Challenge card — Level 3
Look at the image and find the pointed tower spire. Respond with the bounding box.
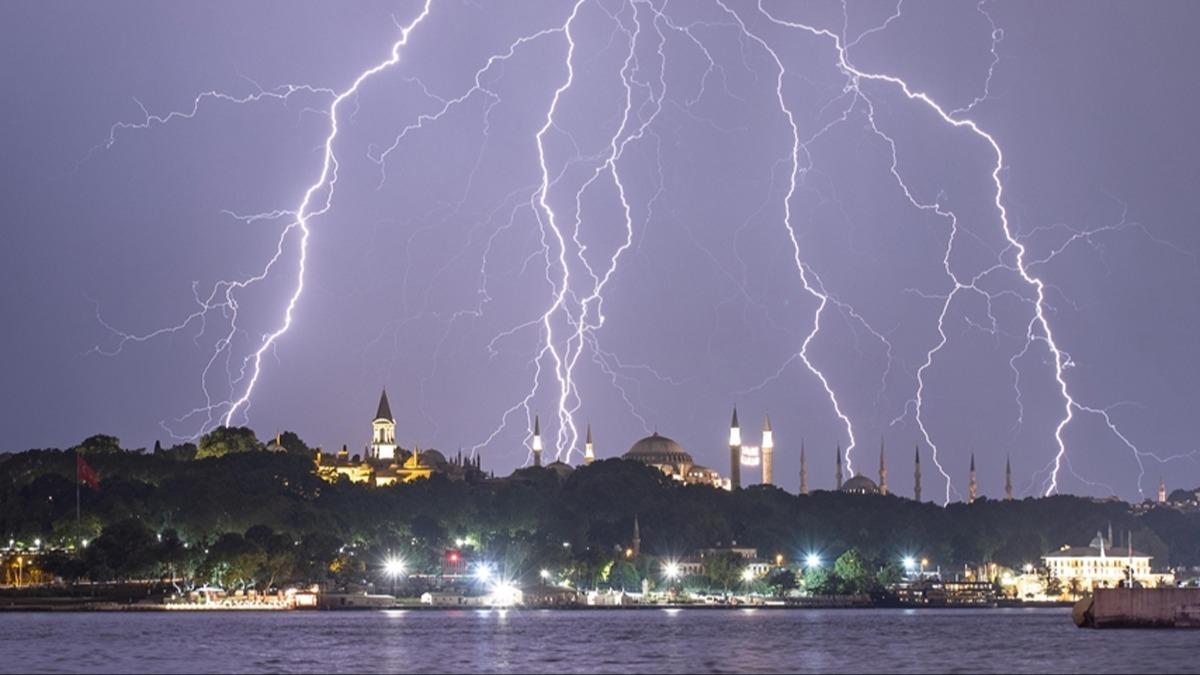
[1158,477,1167,504]
[1005,455,1013,501]
[761,414,774,486]
[799,440,808,496]
[913,444,922,503]
[632,515,641,557]
[878,438,888,496]
[729,407,742,490]
[532,415,543,467]
[584,422,595,465]
[968,452,977,504]
[370,388,397,461]
[835,443,844,491]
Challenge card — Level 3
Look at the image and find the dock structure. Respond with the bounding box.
[1075,588,1200,628]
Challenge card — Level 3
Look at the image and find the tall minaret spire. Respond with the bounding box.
[835,443,844,491]
[761,414,774,486]
[532,415,543,467]
[729,407,742,490]
[584,423,595,465]
[799,440,808,496]
[632,515,641,558]
[914,444,922,503]
[1005,455,1013,501]
[1158,477,1167,504]
[878,438,888,496]
[968,452,977,504]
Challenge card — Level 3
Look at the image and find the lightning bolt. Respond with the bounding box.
[83,0,1188,496]
[90,1,434,436]
[747,0,1174,502]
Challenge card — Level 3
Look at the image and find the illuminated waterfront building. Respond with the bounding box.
[1042,530,1174,594]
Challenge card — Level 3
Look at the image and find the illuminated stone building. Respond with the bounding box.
[622,433,724,488]
[315,391,484,487]
[1042,530,1174,595]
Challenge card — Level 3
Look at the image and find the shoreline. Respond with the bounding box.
[0,600,1075,612]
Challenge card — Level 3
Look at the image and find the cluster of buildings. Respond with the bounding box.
[315,393,1101,508]
[314,391,486,486]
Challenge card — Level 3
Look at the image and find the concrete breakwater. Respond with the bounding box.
[1074,588,1200,628]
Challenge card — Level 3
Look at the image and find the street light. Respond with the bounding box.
[903,556,917,574]
[474,563,494,583]
[539,569,551,581]
[384,557,405,596]
[742,567,756,584]
[663,561,680,581]
[805,553,822,569]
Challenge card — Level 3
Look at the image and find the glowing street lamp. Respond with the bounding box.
[805,553,822,570]
[663,561,681,581]
[903,556,917,574]
[539,569,551,581]
[742,567,756,584]
[474,563,494,583]
[384,557,406,596]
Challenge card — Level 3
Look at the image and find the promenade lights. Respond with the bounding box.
[742,567,756,583]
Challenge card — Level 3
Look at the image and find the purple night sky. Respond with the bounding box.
[2,1,1197,503]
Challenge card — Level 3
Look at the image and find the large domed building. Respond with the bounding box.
[840,474,880,495]
[623,433,724,488]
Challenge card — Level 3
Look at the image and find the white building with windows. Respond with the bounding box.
[1042,531,1173,594]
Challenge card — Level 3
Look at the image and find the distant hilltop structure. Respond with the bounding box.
[317,390,1023,501]
[315,389,487,487]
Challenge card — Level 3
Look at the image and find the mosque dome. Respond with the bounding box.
[842,474,880,494]
[545,460,575,480]
[419,449,448,467]
[624,433,694,467]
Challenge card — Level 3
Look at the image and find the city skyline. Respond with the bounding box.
[3,1,1199,505]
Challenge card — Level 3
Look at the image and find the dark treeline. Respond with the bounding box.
[2,432,1199,592]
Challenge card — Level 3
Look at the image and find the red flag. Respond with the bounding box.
[76,454,100,489]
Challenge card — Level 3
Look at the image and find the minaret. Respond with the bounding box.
[1005,455,1013,501]
[835,443,844,491]
[761,415,774,486]
[968,452,977,504]
[799,441,809,496]
[913,444,922,503]
[1158,477,1167,504]
[878,439,888,496]
[371,389,398,461]
[532,415,543,467]
[584,423,595,465]
[729,407,742,490]
[632,515,641,557]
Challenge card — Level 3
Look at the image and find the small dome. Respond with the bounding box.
[842,475,880,494]
[624,433,694,467]
[419,449,448,466]
[545,460,574,479]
